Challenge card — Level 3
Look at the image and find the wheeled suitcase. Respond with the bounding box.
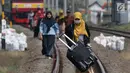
[58,34,97,72]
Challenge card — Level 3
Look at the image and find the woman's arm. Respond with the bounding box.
[54,23,59,34]
[39,22,43,34]
[39,22,44,40]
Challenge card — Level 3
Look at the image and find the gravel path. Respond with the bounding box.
[12,25,130,73]
[13,25,53,73]
[13,25,76,73]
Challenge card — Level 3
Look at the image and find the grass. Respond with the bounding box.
[0,51,26,58]
[0,65,18,73]
[109,24,130,31]
[0,51,26,73]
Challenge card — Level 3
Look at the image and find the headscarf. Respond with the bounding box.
[73,12,88,41]
[43,11,56,33]
[59,9,64,19]
[34,10,44,20]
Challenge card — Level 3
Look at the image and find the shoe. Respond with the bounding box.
[48,57,52,59]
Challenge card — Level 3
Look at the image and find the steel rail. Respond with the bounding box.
[89,26,130,38]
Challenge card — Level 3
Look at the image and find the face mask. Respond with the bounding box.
[74,20,81,24]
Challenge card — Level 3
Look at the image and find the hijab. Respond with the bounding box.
[42,11,56,33]
[73,12,88,41]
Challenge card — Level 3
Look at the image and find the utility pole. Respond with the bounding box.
[72,0,75,13]
[64,0,67,16]
[52,0,54,10]
[1,0,6,49]
[47,0,50,10]
[44,0,46,11]
[67,0,71,10]
[1,0,4,19]
[45,0,48,8]
[45,0,49,12]
[56,0,59,14]
[86,0,89,13]
[111,0,117,24]
[107,0,109,10]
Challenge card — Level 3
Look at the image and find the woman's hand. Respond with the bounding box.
[39,35,43,40]
[39,33,43,40]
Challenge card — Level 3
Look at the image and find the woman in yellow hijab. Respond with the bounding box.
[66,12,90,47]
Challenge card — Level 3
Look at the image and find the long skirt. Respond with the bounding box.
[42,35,55,57]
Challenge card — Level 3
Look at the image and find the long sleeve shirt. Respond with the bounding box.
[39,22,59,35]
[28,12,34,20]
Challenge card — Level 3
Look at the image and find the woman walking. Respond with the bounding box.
[66,12,91,47]
[39,11,59,59]
[33,10,44,38]
[28,10,34,30]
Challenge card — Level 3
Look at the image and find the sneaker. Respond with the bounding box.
[48,57,52,59]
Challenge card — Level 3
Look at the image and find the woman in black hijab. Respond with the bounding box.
[39,11,59,59]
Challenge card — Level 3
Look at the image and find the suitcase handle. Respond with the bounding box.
[59,38,72,50]
[58,33,77,50]
[59,33,77,46]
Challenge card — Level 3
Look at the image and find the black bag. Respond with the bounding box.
[59,34,97,72]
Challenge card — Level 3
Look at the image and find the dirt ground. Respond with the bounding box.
[0,25,76,73]
[1,25,130,73]
[0,25,53,73]
[56,38,75,73]
[0,51,26,73]
[90,30,130,73]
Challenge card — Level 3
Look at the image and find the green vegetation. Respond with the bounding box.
[110,24,130,31]
[0,65,18,73]
[0,51,26,73]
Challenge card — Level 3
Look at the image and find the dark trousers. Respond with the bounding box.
[65,32,73,47]
[29,19,33,30]
[65,25,73,47]
[33,19,41,38]
[42,35,55,57]
[33,26,39,38]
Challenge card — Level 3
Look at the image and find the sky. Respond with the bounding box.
[89,0,112,5]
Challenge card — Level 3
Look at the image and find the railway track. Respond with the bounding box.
[52,44,63,73]
[89,26,130,38]
[13,24,108,73]
[52,42,107,73]
[11,24,108,73]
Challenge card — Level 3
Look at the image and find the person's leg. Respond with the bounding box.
[34,26,39,37]
[42,35,48,55]
[33,27,37,38]
[46,35,55,57]
[84,35,91,47]
[29,19,31,27]
[35,22,40,37]
[30,19,33,30]
[65,32,73,47]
